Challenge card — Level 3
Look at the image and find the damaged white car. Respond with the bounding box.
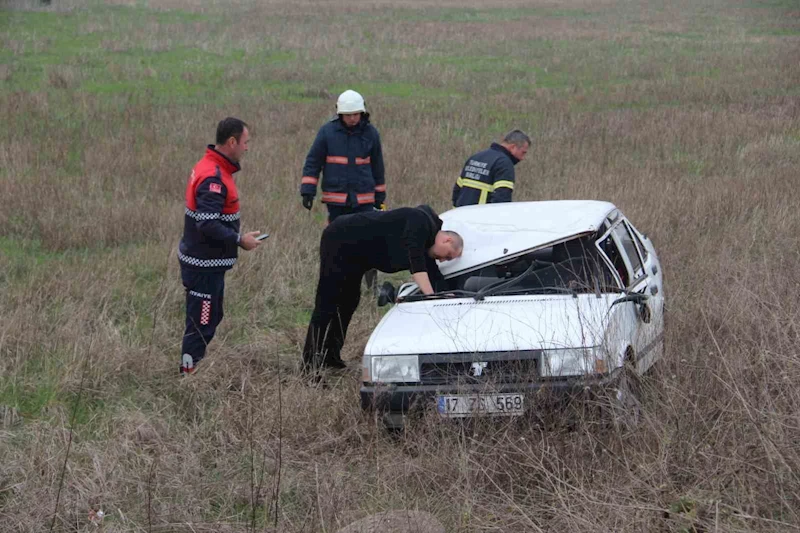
[360,201,664,428]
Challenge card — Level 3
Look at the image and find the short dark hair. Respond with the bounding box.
[444,230,463,252]
[503,129,531,147]
[216,117,248,145]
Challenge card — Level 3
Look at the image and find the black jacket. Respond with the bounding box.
[320,205,444,285]
[452,143,519,207]
[300,116,386,207]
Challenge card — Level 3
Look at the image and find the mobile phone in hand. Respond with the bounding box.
[256,233,270,241]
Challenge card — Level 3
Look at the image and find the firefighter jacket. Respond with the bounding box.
[179,146,242,272]
[452,143,520,207]
[300,116,386,207]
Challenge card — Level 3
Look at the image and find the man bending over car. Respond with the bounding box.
[302,205,463,372]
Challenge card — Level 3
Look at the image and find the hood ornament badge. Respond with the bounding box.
[470,362,488,377]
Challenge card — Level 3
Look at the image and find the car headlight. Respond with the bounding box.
[541,347,603,377]
[369,355,420,383]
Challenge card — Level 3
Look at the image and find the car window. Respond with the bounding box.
[625,221,649,262]
[613,224,645,280]
[597,232,630,288]
[605,209,620,227]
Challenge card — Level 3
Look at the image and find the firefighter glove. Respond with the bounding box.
[374,202,387,211]
[302,194,314,211]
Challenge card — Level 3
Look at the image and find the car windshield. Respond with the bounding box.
[441,235,621,298]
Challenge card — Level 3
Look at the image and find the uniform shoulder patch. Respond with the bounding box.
[209,183,222,194]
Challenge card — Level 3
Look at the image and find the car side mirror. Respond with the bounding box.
[377,282,397,307]
[611,292,649,307]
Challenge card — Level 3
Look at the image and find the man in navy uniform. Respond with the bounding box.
[178,118,262,375]
[452,130,531,207]
[299,89,386,291]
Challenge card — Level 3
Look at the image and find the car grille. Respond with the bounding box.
[419,358,539,386]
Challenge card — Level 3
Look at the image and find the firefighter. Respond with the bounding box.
[452,130,531,207]
[302,205,463,371]
[178,117,262,376]
[299,89,386,292]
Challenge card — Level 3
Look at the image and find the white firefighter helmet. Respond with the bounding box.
[336,90,366,114]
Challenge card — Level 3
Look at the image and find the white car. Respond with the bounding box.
[360,201,664,428]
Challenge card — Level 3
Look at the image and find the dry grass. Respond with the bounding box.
[1,0,800,531]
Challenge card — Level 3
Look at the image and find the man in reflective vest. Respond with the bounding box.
[178,117,262,376]
[452,130,531,207]
[299,90,386,291]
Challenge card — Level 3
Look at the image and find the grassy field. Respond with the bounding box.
[1,0,800,530]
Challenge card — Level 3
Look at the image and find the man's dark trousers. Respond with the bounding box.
[302,227,366,370]
[181,268,225,368]
[326,204,378,292]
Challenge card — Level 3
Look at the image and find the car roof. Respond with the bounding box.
[439,200,617,277]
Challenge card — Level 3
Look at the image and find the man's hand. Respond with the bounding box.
[302,195,314,211]
[411,272,434,295]
[374,202,387,211]
[239,231,262,251]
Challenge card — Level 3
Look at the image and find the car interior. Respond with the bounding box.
[444,234,620,295]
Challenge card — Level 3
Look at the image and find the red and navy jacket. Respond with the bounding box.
[300,115,386,207]
[178,146,241,271]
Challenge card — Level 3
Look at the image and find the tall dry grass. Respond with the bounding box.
[1,0,799,531]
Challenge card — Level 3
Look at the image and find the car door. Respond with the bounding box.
[622,219,664,371]
[594,223,644,372]
[605,219,662,374]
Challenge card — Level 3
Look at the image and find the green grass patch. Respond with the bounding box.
[121,4,212,24]
[0,236,115,285]
[0,7,294,102]
[673,150,707,177]
[393,6,598,23]
[107,271,164,345]
[0,237,66,285]
[748,27,800,36]
[269,306,312,329]
[0,237,60,264]
[653,31,708,41]
[334,81,459,99]
[206,496,267,527]
[0,380,58,419]
[0,350,105,430]
[742,0,800,8]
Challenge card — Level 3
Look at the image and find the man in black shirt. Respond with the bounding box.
[302,205,463,371]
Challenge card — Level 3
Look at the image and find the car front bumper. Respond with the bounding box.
[360,374,618,413]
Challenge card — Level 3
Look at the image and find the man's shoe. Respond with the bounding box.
[323,358,347,370]
[180,353,197,376]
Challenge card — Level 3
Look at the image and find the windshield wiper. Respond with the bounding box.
[399,289,478,303]
[485,286,579,297]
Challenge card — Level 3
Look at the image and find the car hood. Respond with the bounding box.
[365,294,617,355]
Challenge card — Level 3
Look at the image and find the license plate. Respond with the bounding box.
[436,394,524,417]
